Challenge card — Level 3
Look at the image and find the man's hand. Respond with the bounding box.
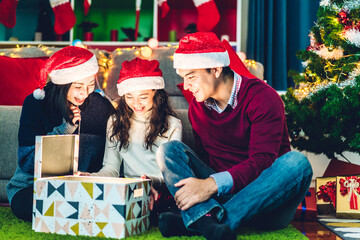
[174,177,218,211]
[141,174,159,211]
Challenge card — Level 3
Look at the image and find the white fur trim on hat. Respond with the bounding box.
[49,55,99,85]
[49,0,70,8]
[117,76,165,96]
[193,0,211,7]
[173,51,230,69]
[33,88,45,100]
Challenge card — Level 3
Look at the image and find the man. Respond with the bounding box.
[156,32,313,240]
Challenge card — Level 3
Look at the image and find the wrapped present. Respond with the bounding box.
[32,135,151,239]
[316,177,336,215]
[294,187,317,221]
[336,176,360,218]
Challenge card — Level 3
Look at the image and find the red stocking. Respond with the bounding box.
[193,0,220,32]
[0,0,19,28]
[49,0,76,35]
[84,0,91,16]
[158,0,170,18]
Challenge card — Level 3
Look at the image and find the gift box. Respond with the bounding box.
[294,187,317,221]
[336,176,360,219]
[315,177,336,215]
[32,135,151,239]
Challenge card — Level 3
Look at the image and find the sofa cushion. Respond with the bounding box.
[0,106,21,202]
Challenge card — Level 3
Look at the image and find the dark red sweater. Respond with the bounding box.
[188,76,291,193]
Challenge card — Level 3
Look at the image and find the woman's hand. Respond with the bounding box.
[141,174,159,211]
[75,171,90,176]
[70,105,81,125]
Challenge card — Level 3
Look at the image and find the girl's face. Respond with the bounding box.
[67,75,96,106]
[124,89,155,115]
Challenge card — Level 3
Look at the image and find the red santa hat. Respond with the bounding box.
[33,46,99,100]
[173,32,256,79]
[117,57,165,96]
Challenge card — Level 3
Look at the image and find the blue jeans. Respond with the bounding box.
[156,140,313,231]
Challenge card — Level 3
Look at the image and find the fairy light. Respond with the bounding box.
[140,46,152,58]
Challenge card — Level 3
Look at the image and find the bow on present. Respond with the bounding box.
[316,181,336,208]
[340,176,360,210]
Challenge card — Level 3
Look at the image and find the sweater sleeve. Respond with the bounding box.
[91,117,122,177]
[47,119,78,135]
[228,88,287,193]
[168,117,183,142]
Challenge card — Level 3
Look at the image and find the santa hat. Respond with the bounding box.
[173,32,257,79]
[33,46,99,100]
[117,57,165,96]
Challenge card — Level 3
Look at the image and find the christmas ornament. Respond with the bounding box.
[338,9,353,29]
[0,0,19,28]
[193,0,220,32]
[84,0,91,16]
[158,0,170,18]
[314,45,344,60]
[344,27,360,48]
[49,0,76,35]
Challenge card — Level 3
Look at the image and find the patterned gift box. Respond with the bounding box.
[336,176,360,219]
[315,177,336,215]
[32,135,151,238]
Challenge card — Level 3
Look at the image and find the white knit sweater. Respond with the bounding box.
[91,111,182,183]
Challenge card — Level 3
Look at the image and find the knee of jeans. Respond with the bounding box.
[156,140,184,172]
[281,151,313,177]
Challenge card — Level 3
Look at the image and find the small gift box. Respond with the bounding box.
[316,177,336,215]
[336,176,360,218]
[294,187,317,221]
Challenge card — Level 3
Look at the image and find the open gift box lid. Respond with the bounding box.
[34,134,79,179]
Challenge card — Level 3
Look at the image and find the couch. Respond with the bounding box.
[0,46,263,203]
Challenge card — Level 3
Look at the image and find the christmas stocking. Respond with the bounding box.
[0,0,19,28]
[49,0,76,35]
[193,0,220,32]
[84,0,91,16]
[158,0,170,18]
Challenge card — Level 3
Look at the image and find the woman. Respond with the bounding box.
[80,57,182,224]
[6,46,114,221]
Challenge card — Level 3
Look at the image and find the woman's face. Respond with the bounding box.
[124,89,155,115]
[67,75,96,106]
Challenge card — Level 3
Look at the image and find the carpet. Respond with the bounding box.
[0,207,307,239]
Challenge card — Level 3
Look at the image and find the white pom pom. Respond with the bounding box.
[33,88,45,100]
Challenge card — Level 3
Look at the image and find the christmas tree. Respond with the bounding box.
[282,0,360,160]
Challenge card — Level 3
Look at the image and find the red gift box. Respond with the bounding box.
[294,187,317,221]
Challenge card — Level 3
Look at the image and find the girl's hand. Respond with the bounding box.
[141,174,159,211]
[70,105,81,125]
[75,171,90,176]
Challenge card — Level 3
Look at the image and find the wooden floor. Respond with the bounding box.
[292,220,342,240]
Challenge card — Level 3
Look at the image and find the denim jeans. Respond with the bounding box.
[156,140,313,231]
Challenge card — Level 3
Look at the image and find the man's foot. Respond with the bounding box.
[158,212,198,237]
[194,215,236,240]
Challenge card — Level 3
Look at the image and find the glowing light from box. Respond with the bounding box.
[140,46,152,58]
[237,52,247,62]
[148,38,159,49]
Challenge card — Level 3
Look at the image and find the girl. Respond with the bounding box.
[7,46,114,221]
[80,57,182,223]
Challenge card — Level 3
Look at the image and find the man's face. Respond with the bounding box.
[178,69,218,102]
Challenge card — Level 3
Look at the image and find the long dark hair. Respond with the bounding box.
[110,89,176,151]
[43,81,90,124]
